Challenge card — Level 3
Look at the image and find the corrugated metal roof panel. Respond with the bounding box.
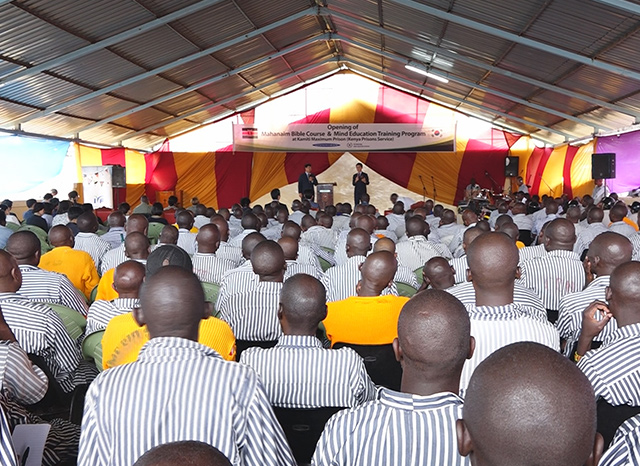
[0,100,38,125]
[451,0,549,33]
[329,0,380,25]
[132,0,203,17]
[558,67,638,102]
[63,95,139,121]
[439,22,515,64]
[0,74,87,108]
[80,124,140,145]
[240,58,292,86]
[531,90,599,116]
[23,113,92,137]
[497,44,575,82]
[111,107,174,130]
[148,119,195,137]
[234,0,313,28]
[121,133,166,150]
[213,35,276,69]
[283,42,333,70]
[161,56,228,87]
[263,15,324,49]
[598,32,640,74]
[110,75,182,103]
[198,75,253,101]
[155,92,214,116]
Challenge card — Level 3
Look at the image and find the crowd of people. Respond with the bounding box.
[0,181,639,466]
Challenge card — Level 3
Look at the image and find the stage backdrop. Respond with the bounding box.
[75,83,601,208]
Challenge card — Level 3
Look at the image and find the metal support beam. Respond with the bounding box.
[590,0,640,16]
[342,57,573,139]
[75,33,330,135]
[335,35,611,131]
[0,0,14,6]
[327,10,640,119]
[119,58,339,142]
[381,0,640,82]
[0,0,227,86]
[9,7,317,125]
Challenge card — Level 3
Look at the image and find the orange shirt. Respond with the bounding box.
[95,268,118,302]
[516,241,525,249]
[101,313,236,369]
[39,246,99,300]
[324,295,409,347]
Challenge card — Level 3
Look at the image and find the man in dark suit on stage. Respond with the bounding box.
[298,163,318,200]
[352,163,370,205]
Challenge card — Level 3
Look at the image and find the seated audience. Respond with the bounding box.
[73,212,111,270]
[192,224,235,285]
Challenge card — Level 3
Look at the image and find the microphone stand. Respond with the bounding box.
[419,175,427,202]
[431,175,437,201]
[539,175,554,197]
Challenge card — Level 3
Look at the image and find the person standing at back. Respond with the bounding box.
[352,163,370,206]
[298,163,318,200]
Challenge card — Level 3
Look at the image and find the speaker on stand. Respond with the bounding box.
[505,156,519,177]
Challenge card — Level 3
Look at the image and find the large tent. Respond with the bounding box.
[1,0,640,204]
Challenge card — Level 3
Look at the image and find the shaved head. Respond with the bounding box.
[107,211,126,228]
[176,211,194,230]
[406,216,428,238]
[423,257,455,290]
[360,251,397,293]
[196,224,220,254]
[354,215,375,235]
[462,209,479,226]
[0,250,21,293]
[113,260,146,297]
[300,214,316,232]
[138,266,206,340]
[126,214,149,235]
[210,215,229,242]
[279,274,327,333]
[133,441,231,466]
[6,231,41,264]
[346,228,371,258]
[467,232,518,289]
[462,227,484,249]
[376,216,389,230]
[500,223,520,243]
[372,237,396,254]
[124,232,150,260]
[609,204,628,223]
[241,232,266,260]
[587,207,604,224]
[460,342,599,466]
[241,213,260,232]
[158,225,178,245]
[586,232,632,276]
[49,225,74,248]
[281,221,302,241]
[545,218,576,251]
[441,209,457,225]
[608,261,640,325]
[397,290,470,378]
[77,212,99,233]
[250,240,285,279]
[277,236,298,261]
[494,214,513,230]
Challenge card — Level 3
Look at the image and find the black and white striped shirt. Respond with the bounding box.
[396,236,448,272]
[446,282,547,320]
[177,229,197,255]
[518,243,547,263]
[518,250,586,311]
[228,229,259,247]
[0,293,81,393]
[240,334,376,409]
[0,406,15,466]
[192,253,235,285]
[556,275,615,356]
[449,256,468,285]
[630,233,640,261]
[218,281,283,341]
[0,341,48,405]
[394,264,420,289]
[284,260,323,281]
[301,226,337,250]
[216,242,244,266]
[18,264,88,316]
[574,222,608,255]
[578,323,640,406]
[460,304,560,391]
[215,262,258,312]
[78,337,295,466]
[99,244,126,276]
[598,414,640,466]
[321,256,397,303]
[74,232,112,271]
[312,388,469,466]
[85,298,140,337]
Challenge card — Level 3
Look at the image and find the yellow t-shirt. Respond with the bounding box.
[324,295,409,347]
[95,268,119,302]
[102,313,236,369]
[39,246,99,300]
[516,241,525,249]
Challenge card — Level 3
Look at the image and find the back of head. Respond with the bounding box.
[77,212,98,233]
[146,245,193,277]
[291,200,302,212]
[139,266,205,340]
[107,211,126,228]
[113,260,146,297]
[118,202,131,215]
[158,225,179,245]
[0,250,21,292]
[68,206,83,221]
[608,261,640,323]
[476,220,490,232]
[545,200,559,215]
[280,274,327,332]
[462,209,479,226]
[511,203,526,215]
[281,221,301,241]
[126,213,149,234]
[300,214,316,231]
[392,202,404,215]
[461,342,598,466]
[6,231,41,264]
[346,228,371,257]
[500,223,520,243]
[210,215,229,241]
[341,203,352,215]
[360,251,397,291]
[494,214,513,230]
[241,213,260,231]
[462,227,484,248]
[372,237,395,254]
[545,218,576,251]
[354,214,375,235]
[441,209,456,225]
[325,205,337,217]
[587,232,632,274]
[566,206,581,223]
[250,240,285,279]
[376,216,389,230]
[467,232,518,289]
[277,236,298,261]
[196,224,220,253]
[406,216,427,237]
[195,204,207,216]
[609,204,627,223]
[397,290,470,378]
[124,232,150,260]
[318,213,333,229]
[151,203,164,216]
[241,232,266,259]
[176,211,194,230]
[49,225,74,247]
[587,207,604,224]
[423,256,455,290]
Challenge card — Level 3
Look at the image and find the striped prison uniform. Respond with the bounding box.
[578,323,640,406]
[574,222,608,256]
[312,388,469,466]
[192,252,235,285]
[85,298,140,337]
[78,337,295,466]
[0,406,15,466]
[74,232,111,271]
[240,334,376,409]
[100,244,126,275]
[321,255,397,303]
[598,414,640,466]
[396,236,449,272]
[460,304,560,392]
[18,264,88,316]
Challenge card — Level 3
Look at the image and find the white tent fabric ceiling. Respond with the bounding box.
[0,0,639,149]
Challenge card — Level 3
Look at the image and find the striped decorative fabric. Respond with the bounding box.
[240,335,376,409]
[312,388,469,466]
[578,323,640,406]
[78,337,295,466]
[18,265,88,316]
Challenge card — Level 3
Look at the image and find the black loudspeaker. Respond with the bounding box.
[592,153,616,179]
[111,165,126,188]
[505,156,519,177]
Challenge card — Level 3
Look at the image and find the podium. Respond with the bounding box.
[317,183,335,209]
